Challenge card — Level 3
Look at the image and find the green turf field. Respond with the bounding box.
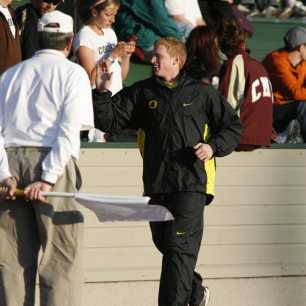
[12,0,27,7]
[248,17,306,60]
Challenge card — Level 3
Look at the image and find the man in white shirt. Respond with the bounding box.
[0,10,94,306]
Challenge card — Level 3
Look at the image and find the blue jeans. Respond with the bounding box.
[174,21,193,42]
[273,101,306,141]
[297,102,306,140]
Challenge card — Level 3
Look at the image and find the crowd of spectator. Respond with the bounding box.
[235,0,306,18]
[1,0,306,145]
[263,26,306,143]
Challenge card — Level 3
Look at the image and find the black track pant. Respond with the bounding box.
[149,192,206,306]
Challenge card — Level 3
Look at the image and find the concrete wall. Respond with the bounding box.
[83,277,306,306]
[77,148,306,306]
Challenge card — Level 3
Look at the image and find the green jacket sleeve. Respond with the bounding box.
[92,85,144,133]
[205,87,242,156]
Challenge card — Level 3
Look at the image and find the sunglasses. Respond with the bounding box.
[43,0,62,5]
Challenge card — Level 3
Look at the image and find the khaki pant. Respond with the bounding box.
[0,147,84,306]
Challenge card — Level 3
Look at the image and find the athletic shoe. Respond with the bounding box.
[292,1,306,17]
[199,287,210,306]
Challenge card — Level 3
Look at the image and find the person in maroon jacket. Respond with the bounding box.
[0,0,21,75]
[218,6,273,150]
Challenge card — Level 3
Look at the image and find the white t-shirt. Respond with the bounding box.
[0,6,16,38]
[165,0,202,27]
[74,25,122,95]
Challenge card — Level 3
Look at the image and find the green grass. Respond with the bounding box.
[248,17,306,60]
[12,0,28,8]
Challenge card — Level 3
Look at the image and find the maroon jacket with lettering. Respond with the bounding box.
[219,51,273,147]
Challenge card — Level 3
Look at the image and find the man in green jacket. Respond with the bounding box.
[93,37,241,306]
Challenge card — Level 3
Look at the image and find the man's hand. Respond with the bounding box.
[94,60,113,92]
[24,181,53,202]
[193,143,214,161]
[0,176,17,200]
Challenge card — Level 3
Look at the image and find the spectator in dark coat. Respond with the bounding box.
[16,0,63,59]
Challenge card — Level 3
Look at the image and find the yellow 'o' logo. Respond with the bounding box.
[148,100,159,109]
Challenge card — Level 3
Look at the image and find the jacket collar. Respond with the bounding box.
[154,72,193,89]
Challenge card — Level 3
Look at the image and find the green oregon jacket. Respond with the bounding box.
[93,74,242,204]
